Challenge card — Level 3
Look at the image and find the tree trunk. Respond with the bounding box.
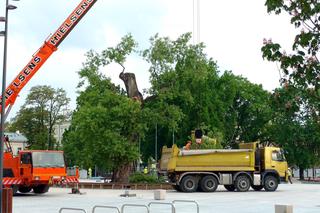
[112,162,134,183]
[119,71,143,102]
[48,127,53,150]
[113,71,142,183]
[299,167,305,180]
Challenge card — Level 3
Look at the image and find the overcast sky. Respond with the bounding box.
[0,0,297,120]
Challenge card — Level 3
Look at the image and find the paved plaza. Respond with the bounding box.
[13,183,320,213]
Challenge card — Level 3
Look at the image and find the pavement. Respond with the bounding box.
[13,183,320,213]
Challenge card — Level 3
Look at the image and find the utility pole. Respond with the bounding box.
[0,1,19,211]
[155,123,158,161]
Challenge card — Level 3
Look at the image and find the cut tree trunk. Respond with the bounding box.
[112,162,134,183]
[119,71,143,102]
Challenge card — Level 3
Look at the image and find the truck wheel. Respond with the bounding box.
[235,175,250,192]
[180,175,198,193]
[33,184,49,194]
[19,186,32,193]
[199,175,218,192]
[224,185,235,191]
[251,185,264,191]
[264,176,278,192]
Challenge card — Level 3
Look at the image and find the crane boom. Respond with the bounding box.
[0,0,97,115]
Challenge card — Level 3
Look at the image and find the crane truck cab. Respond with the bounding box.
[3,150,73,194]
[160,142,289,192]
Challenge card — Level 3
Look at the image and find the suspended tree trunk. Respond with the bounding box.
[119,71,143,102]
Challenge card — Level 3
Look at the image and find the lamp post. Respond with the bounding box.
[0,0,18,211]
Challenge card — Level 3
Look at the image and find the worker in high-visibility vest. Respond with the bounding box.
[88,168,92,178]
[143,167,148,174]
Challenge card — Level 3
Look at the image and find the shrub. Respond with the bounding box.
[129,172,160,183]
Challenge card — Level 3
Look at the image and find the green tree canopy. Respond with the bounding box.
[140,33,272,158]
[9,85,70,150]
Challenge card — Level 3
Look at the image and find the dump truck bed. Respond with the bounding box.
[161,145,255,173]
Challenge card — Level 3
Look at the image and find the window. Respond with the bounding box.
[32,152,65,168]
[272,150,285,161]
[21,153,31,164]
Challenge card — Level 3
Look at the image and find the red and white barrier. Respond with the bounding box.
[65,177,79,184]
[3,178,23,186]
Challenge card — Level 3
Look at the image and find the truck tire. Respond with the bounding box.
[251,185,264,191]
[199,175,218,192]
[264,175,278,192]
[180,175,198,193]
[33,184,49,194]
[19,186,32,193]
[224,185,235,191]
[235,175,250,192]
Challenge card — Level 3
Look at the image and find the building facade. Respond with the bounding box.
[4,132,28,155]
[53,122,71,145]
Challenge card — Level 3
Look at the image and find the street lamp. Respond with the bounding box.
[0,0,19,212]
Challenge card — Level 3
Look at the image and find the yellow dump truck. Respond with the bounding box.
[159,142,288,192]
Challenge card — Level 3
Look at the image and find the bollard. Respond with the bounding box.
[2,188,13,213]
[275,204,293,213]
[154,189,166,200]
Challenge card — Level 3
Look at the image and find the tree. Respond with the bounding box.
[262,0,320,119]
[218,72,272,147]
[142,33,221,150]
[63,50,147,182]
[9,85,70,150]
[262,0,320,179]
[141,33,272,156]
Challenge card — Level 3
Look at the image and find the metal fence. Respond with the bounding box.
[58,200,199,213]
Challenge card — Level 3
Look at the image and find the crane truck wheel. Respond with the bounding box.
[224,185,235,191]
[18,186,32,193]
[264,175,278,192]
[180,175,198,193]
[33,184,49,194]
[235,175,251,192]
[199,175,218,192]
[251,185,264,191]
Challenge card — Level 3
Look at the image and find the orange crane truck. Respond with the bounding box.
[0,0,97,194]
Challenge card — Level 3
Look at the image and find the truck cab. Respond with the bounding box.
[262,147,288,182]
[4,150,67,194]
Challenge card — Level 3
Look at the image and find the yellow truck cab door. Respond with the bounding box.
[270,148,288,179]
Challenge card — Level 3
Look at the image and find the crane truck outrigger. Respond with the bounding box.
[0,0,97,194]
